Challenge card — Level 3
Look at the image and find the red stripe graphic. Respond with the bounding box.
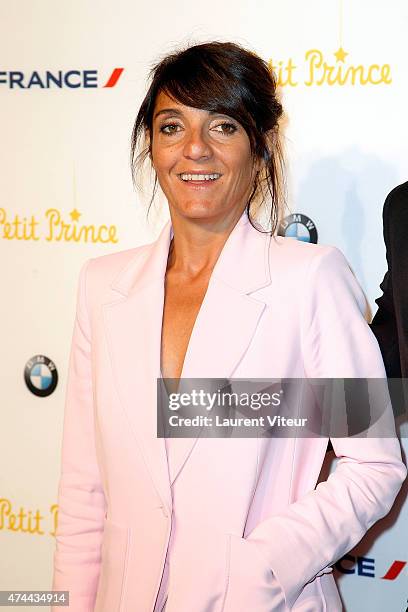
[103,68,124,88]
[381,561,406,580]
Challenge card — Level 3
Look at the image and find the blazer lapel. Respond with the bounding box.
[169,214,272,482]
[102,221,173,513]
[180,212,272,380]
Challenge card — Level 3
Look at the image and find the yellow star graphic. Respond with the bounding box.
[69,208,81,222]
[334,47,348,63]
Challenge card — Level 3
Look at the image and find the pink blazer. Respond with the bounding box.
[52,212,406,612]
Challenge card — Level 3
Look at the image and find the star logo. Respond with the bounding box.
[334,47,348,63]
[69,208,81,222]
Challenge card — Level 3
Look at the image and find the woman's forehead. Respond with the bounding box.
[153,90,212,119]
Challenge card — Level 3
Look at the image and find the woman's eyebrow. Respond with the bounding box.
[153,108,183,120]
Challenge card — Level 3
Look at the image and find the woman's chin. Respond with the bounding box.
[171,202,236,223]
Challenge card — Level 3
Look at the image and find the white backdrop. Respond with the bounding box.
[1,1,407,610]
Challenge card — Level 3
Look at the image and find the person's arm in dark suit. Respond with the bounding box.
[370,188,402,377]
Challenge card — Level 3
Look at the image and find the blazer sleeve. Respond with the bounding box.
[246,247,407,609]
[52,259,107,612]
[370,191,401,376]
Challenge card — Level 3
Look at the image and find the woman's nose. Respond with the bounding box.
[183,128,212,160]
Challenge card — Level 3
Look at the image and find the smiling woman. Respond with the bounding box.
[131,41,285,233]
[148,89,259,234]
[52,41,406,612]
[129,43,286,385]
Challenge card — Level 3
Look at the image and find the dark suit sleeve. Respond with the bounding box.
[370,191,402,377]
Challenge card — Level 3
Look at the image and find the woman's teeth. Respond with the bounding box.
[180,173,221,181]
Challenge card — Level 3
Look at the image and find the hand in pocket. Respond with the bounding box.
[222,534,287,612]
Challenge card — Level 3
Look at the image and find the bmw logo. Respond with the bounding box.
[24,355,58,397]
[278,213,318,244]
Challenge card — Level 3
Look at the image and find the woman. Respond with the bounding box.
[52,42,406,612]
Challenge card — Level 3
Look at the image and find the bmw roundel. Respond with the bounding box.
[278,213,318,244]
[24,355,58,397]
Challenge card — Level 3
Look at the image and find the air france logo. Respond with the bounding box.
[24,355,58,397]
[0,68,124,89]
[278,213,318,244]
[335,554,406,581]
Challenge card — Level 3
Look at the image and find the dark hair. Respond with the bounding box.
[130,41,285,233]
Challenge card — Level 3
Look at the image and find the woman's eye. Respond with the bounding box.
[159,121,237,136]
[160,123,181,135]
[212,122,237,135]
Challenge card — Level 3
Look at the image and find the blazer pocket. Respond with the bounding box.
[221,533,287,612]
[94,519,130,612]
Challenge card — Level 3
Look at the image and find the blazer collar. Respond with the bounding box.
[110,210,271,297]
